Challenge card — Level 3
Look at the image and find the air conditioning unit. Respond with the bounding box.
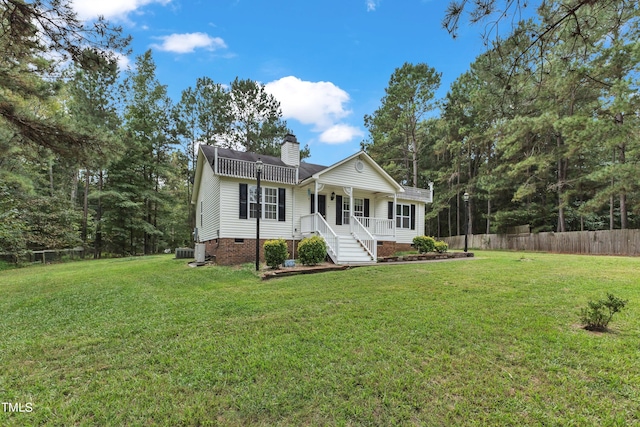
[175,247,194,259]
[194,243,206,263]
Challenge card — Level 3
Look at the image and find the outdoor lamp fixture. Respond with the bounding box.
[331,191,335,201]
[255,159,263,271]
[463,192,470,253]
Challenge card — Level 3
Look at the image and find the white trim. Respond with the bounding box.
[248,185,279,220]
[396,202,412,229]
[214,146,218,175]
[314,180,319,220]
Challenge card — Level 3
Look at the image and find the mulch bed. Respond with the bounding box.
[261,252,474,280]
[261,263,349,280]
[377,252,474,262]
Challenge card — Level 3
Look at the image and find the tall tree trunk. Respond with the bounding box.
[411,132,419,187]
[49,161,55,197]
[412,148,418,188]
[71,169,78,205]
[610,148,615,230]
[94,170,103,259]
[486,197,491,235]
[145,199,151,255]
[556,135,566,233]
[617,112,627,229]
[456,168,461,236]
[81,168,90,257]
[557,191,565,232]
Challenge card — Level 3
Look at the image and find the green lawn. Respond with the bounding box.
[1,252,639,426]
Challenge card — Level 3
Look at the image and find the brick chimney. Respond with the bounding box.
[281,133,300,167]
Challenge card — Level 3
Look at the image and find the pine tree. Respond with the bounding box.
[104,50,176,255]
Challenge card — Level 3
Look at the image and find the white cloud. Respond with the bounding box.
[265,76,351,129]
[366,0,379,11]
[114,52,131,70]
[319,124,365,145]
[265,76,361,144]
[72,0,172,21]
[152,33,227,54]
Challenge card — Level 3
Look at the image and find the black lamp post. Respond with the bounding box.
[463,191,470,253]
[255,159,263,271]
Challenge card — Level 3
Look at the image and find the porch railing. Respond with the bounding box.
[217,157,297,184]
[351,216,376,260]
[300,213,339,263]
[358,217,394,237]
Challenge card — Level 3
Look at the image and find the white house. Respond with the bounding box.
[191,134,433,265]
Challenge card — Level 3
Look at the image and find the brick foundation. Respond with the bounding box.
[204,238,296,266]
[204,238,414,265]
[376,241,413,257]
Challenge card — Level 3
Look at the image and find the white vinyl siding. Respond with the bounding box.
[315,158,398,194]
[196,166,220,242]
[293,187,309,239]
[395,199,425,244]
[219,179,293,239]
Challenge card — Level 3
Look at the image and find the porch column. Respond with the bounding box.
[349,187,353,232]
[314,180,319,230]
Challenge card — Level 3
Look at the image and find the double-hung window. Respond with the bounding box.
[342,197,364,225]
[249,186,259,219]
[263,187,278,220]
[248,185,281,220]
[396,203,411,229]
[353,198,364,218]
[342,197,350,225]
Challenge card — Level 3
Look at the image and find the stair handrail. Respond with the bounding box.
[351,215,376,260]
[314,213,339,262]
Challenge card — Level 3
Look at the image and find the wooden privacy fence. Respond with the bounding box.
[443,229,640,256]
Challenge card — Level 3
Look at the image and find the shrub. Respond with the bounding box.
[579,293,628,331]
[434,241,448,253]
[298,236,326,265]
[263,239,289,269]
[0,260,15,271]
[413,235,436,253]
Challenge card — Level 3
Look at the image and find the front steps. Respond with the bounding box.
[335,234,375,264]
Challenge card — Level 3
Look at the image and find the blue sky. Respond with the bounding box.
[73,0,491,166]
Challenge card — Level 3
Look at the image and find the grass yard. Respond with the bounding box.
[1,252,639,426]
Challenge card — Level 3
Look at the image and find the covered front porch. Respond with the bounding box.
[299,181,398,264]
[295,151,415,264]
